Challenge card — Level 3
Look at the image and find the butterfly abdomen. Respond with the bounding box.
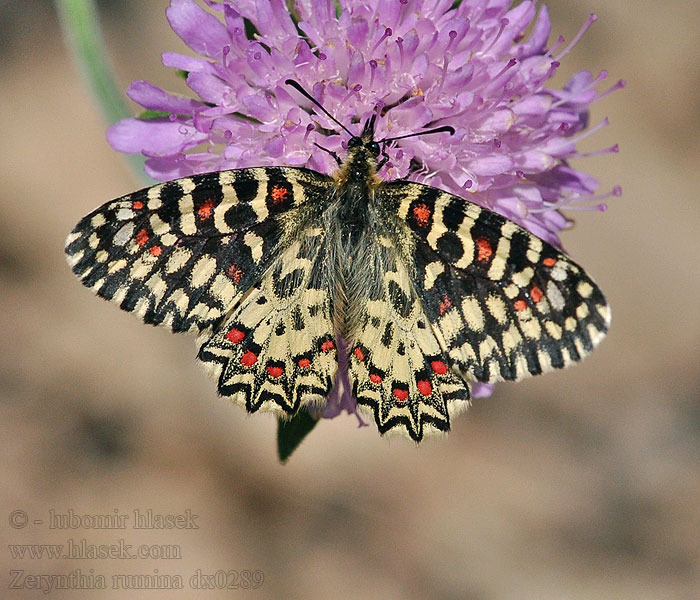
[320,181,377,341]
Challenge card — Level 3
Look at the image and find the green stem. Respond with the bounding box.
[55,0,149,181]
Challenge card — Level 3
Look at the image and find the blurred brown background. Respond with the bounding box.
[1,1,698,598]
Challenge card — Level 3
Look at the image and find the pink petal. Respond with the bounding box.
[512,94,552,117]
[186,72,232,105]
[166,0,231,59]
[516,5,551,57]
[107,118,208,154]
[538,137,576,157]
[161,51,217,74]
[514,150,556,172]
[254,0,297,40]
[126,81,202,113]
[263,135,285,157]
[470,154,514,176]
[474,109,515,135]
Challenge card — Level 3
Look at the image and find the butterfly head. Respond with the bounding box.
[346,114,381,160]
[341,115,386,184]
[345,111,456,178]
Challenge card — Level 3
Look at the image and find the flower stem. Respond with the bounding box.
[54,0,149,181]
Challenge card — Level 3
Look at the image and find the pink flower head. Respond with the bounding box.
[108,0,621,418]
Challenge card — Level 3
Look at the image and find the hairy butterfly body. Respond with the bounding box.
[65,104,609,441]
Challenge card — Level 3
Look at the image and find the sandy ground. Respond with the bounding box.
[1,1,698,598]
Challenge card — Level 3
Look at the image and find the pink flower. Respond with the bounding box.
[108,0,621,417]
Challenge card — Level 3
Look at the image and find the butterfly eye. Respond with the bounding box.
[347,137,362,148]
[368,142,380,156]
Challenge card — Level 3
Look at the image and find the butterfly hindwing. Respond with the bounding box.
[383,180,610,384]
[197,228,338,415]
[345,232,471,441]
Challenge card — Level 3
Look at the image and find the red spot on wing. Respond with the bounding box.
[298,358,311,369]
[197,198,215,220]
[353,347,365,361]
[132,200,144,210]
[149,245,162,257]
[240,351,258,367]
[412,203,431,228]
[543,257,557,267]
[476,238,493,262]
[514,299,527,311]
[439,296,452,315]
[430,360,448,375]
[417,380,432,396]
[227,265,244,284]
[225,328,245,344]
[392,388,409,402]
[266,365,284,378]
[530,285,543,303]
[369,373,382,384]
[270,184,290,204]
[135,229,149,247]
[321,340,335,352]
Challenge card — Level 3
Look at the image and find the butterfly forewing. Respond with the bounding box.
[65,167,326,333]
[382,181,610,385]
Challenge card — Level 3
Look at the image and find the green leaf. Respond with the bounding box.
[277,409,319,462]
[137,110,171,120]
[243,17,260,40]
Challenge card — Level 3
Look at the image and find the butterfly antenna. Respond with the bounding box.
[285,79,354,138]
[313,142,342,166]
[379,125,455,144]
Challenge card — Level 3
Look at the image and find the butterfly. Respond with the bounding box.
[65,80,610,442]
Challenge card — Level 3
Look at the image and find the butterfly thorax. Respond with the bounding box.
[332,133,382,191]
